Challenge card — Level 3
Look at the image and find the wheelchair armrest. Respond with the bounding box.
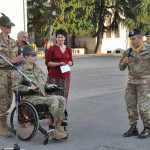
[45,86,63,92]
[14,88,40,96]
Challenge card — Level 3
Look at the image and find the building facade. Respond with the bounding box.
[74,24,129,54]
[0,0,27,40]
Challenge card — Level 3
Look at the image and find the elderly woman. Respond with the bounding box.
[45,29,73,104]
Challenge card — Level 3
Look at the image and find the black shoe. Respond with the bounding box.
[138,127,150,139]
[123,125,139,137]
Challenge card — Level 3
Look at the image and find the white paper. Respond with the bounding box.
[60,64,71,73]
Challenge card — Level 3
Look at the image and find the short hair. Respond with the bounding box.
[17,31,28,38]
[56,29,66,37]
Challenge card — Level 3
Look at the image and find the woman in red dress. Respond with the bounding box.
[45,29,73,104]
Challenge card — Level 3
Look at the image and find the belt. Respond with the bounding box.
[0,66,13,70]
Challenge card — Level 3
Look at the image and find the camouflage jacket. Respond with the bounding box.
[12,63,49,100]
[119,43,150,84]
[0,33,18,67]
[144,41,150,45]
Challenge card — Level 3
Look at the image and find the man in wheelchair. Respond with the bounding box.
[12,45,71,139]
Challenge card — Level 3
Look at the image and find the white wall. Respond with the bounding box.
[101,25,129,53]
[74,24,129,54]
[0,0,27,40]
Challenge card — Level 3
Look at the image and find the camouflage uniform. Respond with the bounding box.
[119,43,150,128]
[0,33,18,119]
[144,41,150,45]
[12,63,66,120]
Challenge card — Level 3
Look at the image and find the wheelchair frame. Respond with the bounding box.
[10,93,68,145]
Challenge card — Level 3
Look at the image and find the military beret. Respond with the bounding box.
[129,29,142,37]
[23,45,37,56]
[0,16,15,26]
[145,31,150,36]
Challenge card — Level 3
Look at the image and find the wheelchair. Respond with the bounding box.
[10,87,68,145]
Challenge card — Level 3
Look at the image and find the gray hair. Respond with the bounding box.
[17,31,28,38]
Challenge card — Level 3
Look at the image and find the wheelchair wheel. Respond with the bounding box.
[38,111,55,142]
[34,104,55,144]
[10,102,39,140]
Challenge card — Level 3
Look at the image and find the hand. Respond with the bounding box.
[10,55,24,64]
[68,61,72,66]
[122,56,129,65]
[47,84,57,89]
[28,85,38,90]
[59,62,66,66]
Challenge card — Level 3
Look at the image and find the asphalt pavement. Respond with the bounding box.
[0,55,150,150]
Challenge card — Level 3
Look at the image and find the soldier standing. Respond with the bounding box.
[0,15,24,137]
[119,29,150,139]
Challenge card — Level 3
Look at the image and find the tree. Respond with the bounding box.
[42,0,95,47]
[93,0,150,54]
[27,0,95,47]
[123,0,150,34]
[92,0,126,54]
[27,0,53,47]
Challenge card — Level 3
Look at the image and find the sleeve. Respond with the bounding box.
[118,51,128,71]
[45,46,53,66]
[0,56,9,67]
[12,69,29,92]
[0,40,19,67]
[68,46,73,66]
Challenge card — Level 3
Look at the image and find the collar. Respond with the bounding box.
[19,44,24,51]
[23,63,34,70]
[133,42,144,52]
[23,63,38,70]
[0,33,11,44]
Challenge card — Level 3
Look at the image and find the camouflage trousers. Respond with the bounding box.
[0,70,13,118]
[125,82,150,127]
[25,95,66,120]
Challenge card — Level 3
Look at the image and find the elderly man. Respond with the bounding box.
[0,15,24,137]
[119,29,150,139]
[17,31,28,53]
[12,45,71,139]
[17,31,38,67]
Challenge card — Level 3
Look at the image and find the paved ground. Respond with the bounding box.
[0,55,150,150]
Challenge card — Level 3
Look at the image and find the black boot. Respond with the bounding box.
[138,127,150,139]
[123,125,139,137]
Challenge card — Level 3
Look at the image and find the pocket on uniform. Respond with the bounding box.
[141,55,150,69]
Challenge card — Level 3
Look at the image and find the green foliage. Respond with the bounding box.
[50,0,95,36]
[123,0,150,34]
[27,0,150,51]
[27,0,95,40]
[27,0,51,42]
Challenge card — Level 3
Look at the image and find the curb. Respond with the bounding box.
[37,51,122,59]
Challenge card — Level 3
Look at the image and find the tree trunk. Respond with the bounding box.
[34,32,44,47]
[72,34,75,48]
[95,29,103,54]
[95,0,105,54]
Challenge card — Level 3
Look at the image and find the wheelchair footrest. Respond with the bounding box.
[49,125,55,130]
[47,129,55,133]
[61,122,67,126]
